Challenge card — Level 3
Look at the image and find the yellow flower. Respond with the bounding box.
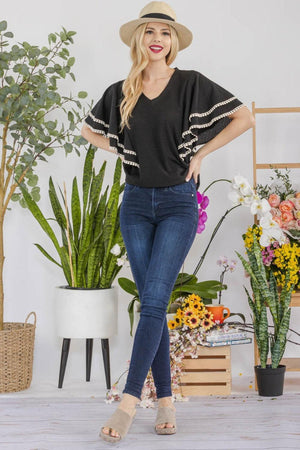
[188,314,201,329]
[203,310,214,321]
[183,308,194,317]
[174,316,182,327]
[175,309,184,319]
[188,294,201,302]
[183,316,191,327]
[167,320,177,330]
[201,317,214,331]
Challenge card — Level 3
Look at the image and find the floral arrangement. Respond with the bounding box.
[241,169,300,291]
[256,168,300,237]
[167,294,215,331]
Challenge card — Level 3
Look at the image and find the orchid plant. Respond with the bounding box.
[216,256,237,304]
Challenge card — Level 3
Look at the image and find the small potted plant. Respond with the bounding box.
[118,273,224,336]
[236,225,294,396]
[21,146,126,388]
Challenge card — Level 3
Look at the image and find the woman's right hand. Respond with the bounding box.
[81,124,122,157]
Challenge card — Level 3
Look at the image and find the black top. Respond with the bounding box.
[84,68,244,188]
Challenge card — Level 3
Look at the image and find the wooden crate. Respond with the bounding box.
[176,345,231,396]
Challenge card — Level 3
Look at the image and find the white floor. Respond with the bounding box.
[1,374,300,450]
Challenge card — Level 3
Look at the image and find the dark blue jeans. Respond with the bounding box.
[119,178,198,400]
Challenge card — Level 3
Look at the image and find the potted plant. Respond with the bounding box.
[236,225,294,396]
[21,146,126,388]
[0,21,87,392]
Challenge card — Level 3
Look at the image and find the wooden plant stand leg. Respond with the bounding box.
[58,338,71,388]
[101,338,111,390]
[86,338,93,382]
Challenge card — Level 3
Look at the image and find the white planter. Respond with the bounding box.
[55,285,118,338]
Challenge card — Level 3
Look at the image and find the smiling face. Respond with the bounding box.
[143,22,172,62]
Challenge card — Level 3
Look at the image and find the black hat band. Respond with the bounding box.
[141,12,175,22]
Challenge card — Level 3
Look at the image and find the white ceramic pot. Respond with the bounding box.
[55,285,118,338]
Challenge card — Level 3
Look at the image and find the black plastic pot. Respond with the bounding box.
[254,364,286,396]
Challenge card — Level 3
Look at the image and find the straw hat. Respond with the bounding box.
[119,1,193,51]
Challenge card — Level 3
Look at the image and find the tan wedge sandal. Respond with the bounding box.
[100,408,136,443]
[155,406,177,435]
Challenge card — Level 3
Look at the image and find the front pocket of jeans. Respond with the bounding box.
[168,181,195,194]
[125,183,138,193]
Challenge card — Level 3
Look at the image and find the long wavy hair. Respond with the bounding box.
[120,23,179,131]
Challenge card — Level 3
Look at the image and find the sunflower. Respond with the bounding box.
[175,309,184,319]
[183,316,191,327]
[167,320,177,330]
[188,314,201,329]
[182,299,191,309]
[175,316,182,326]
[188,294,201,302]
[183,308,194,317]
[203,310,214,321]
[201,317,214,331]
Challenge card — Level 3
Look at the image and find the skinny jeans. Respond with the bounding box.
[119,178,198,400]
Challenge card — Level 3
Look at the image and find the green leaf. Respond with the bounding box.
[38,57,48,66]
[64,143,72,153]
[4,31,13,38]
[34,244,62,267]
[0,21,7,32]
[118,277,139,297]
[67,57,75,66]
[71,177,81,247]
[44,148,55,156]
[78,91,87,99]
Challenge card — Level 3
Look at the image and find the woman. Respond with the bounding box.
[81,1,255,443]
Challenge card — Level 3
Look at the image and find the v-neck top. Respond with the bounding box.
[84,67,244,188]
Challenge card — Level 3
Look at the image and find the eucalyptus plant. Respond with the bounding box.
[0,21,88,329]
[118,274,224,336]
[236,230,294,369]
[20,146,126,289]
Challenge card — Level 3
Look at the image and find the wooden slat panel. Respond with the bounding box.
[195,346,231,357]
[180,384,231,396]
[266,357,300,371]
[182,358,231,370]
[254,107,300,113]
[256,163,300,169]
[180,371,231,383]
[291,292,300,307]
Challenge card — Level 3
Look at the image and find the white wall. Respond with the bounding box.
[2,0,300,390]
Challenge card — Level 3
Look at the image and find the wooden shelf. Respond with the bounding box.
[252,103,300,390]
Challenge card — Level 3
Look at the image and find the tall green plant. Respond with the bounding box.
[236,230,294,368]
[0,21,88,329]
[20,147,126,289]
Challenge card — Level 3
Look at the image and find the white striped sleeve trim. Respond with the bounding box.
[189,97,238,119]
[87,111,109,128]
[181,104,246,141]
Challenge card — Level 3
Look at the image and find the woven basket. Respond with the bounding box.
[0,312,36,393]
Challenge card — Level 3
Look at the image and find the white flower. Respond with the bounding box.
[250,197,271,217]
[259,215,285,246]
[232,175,253,196]
[110,243,121,256]
[228,190,254,207]
[116,254,127,266]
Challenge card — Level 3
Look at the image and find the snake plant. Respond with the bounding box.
[20,146,126,288]
[236,229,294,369]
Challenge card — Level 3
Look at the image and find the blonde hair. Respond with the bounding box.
[120,23,179,131]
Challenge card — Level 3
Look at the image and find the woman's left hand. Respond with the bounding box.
[185,152,203,183]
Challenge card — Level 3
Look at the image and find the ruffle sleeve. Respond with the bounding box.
[178,71,245,164]
[84,81,126,157]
